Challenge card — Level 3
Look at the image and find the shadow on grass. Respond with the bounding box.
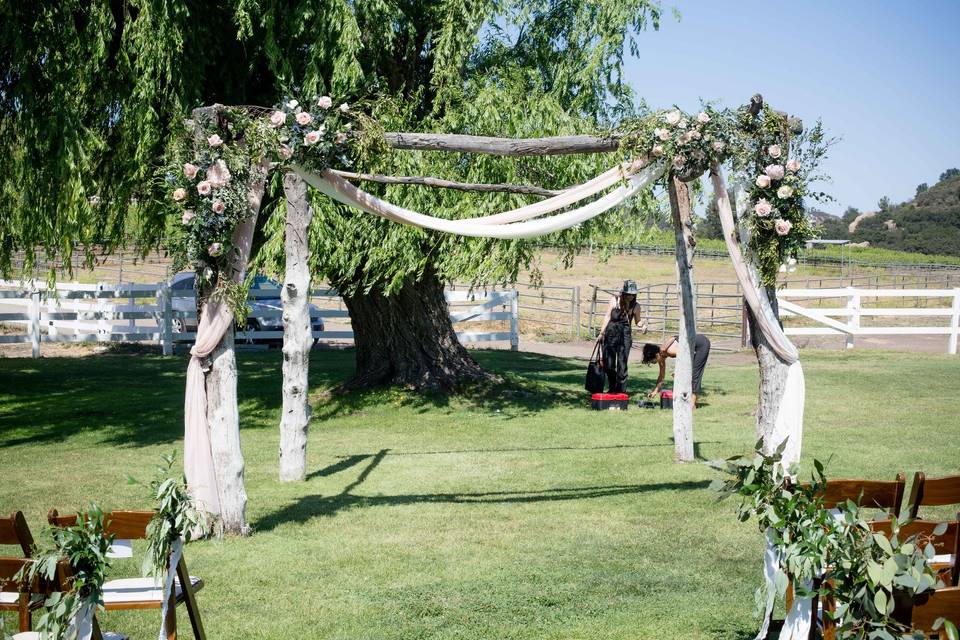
[253,479,713,532]
[0,348,665,449]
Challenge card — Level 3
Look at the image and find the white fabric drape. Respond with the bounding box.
[293,161,662,239]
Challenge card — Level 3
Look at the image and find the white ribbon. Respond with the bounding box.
[157,539,184,640]
[755,527,782,640]
[66,602,94,640]
[293,162,663,240]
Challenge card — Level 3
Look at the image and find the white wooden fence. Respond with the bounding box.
[777,287,960,354]
[0,281,519,357]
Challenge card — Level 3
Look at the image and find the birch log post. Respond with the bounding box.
[667,175,696,463]
[279,172,314,482]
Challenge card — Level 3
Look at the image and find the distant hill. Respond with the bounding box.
[815,171,960,258]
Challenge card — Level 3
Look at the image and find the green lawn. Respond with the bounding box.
[1,349,958,639]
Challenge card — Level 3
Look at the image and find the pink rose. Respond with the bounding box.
[664,110,681,125]
[183,163,199,181]
[317,96,333,109]
[651,144,664,157]
[765,164,785,180]
[754,198,772,217]
[172,188,187,202]
[212,200,226,214]
[207,134,223,147]
[208,242,223,257]
[304,130,322,145]
[786,159,801,172]
[689,129,701,140]
[777,185,794,199]
[295,111,313,126]
[197,181,212,196]
[697,112,710,124]
[711,140,725,152]
[335,132,348,144]
[279,144,294,160]
[755,175,771,188]
[270,111,287,127]
[768,144,782,159]
[678,132,691,145]
[775,219,793,236]
[339,103,349,113]
[206,159,231,188]
[181,210,195,225]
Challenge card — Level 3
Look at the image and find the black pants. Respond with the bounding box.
[692,334,711,393]
[602,330,632,394]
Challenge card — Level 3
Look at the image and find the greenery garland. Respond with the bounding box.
[18,506,113,640]
[712,443,950,639]
[164,96,356,303]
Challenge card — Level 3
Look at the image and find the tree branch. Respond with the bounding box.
[328,170,563,197]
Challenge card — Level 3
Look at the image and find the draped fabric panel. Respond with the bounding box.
[293,161,663,239]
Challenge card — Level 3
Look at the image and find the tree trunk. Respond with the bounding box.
[668,176,696,463]
[279,172,313,482]
[748,288,791,451]
[206,328,251,536]
[339,270,496,391]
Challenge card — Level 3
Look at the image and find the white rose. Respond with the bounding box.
[287,99,299,109]
[208,242,223,257]
[317,96,333,109]
[672,155,686,170]
[764,164,785,180]
[755,175,771,188]
[786,159,801,172]
[754,198,772,217]
[664,110,681,125]
[697,111,710,124]
[207,134,223,147]
[711,140,725,152]
[678,118,688,130]
[339,103,349,113]
[181,210,195,225]
[269,111,287,127]
[651,144,664,157]
[172,188,187,202]
[777,185,794,199]
[689,129,701,140]
[768,144,782,159]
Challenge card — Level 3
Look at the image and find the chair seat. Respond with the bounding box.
[101,576,203,608]
[13,633,127,640]
[0,590,18,605]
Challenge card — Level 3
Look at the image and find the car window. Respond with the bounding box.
[173,277,195,291]
[251,276,281,299]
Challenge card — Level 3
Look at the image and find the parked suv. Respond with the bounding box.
[169,272,324,342]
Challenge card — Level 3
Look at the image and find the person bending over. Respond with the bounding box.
[595,280,647,393]
[642,334,711,407]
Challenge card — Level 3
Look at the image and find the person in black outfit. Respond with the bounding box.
[642,334,712,407]
[595,280,648,393]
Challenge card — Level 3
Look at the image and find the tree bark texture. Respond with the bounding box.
[382,132,621,156]
[668,176,697,463]
[748,289,791,452]
[339,270,496,391]
[279,173,314,482]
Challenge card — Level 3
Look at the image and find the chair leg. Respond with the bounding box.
[177,557,206,640]
[18,594,31,632]
[165,589,178,640]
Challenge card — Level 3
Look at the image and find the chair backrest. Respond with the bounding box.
[0,512,33,556]
[907,586,960,637]
[870,517,960,587]
[909,473,960,519]
[812,474,906,514]
[0,556,70,597]
[47,509,155,540]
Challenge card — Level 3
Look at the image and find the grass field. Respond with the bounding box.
[1,349,959,639]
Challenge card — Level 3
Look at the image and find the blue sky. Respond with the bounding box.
[624,0,960,215]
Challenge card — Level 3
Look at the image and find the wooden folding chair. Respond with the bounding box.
[47,509,206,640]
[870,518,960,587]
[0,512,36,631]
[908,473,960,519]
[0,557,121,640]
[902,586,960,639]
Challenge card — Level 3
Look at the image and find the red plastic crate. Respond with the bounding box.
[591,393,629,411]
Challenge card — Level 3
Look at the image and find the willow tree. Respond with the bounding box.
[1,0,665,391]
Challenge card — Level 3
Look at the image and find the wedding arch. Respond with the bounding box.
[166,94,826,535]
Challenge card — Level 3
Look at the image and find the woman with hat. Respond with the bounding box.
[595,280,647,393]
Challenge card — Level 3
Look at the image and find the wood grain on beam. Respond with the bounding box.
[382,133,620,156]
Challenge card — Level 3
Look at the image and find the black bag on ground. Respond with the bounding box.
[585,341,605,393]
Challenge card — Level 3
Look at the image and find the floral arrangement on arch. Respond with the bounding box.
[164,95,355,293]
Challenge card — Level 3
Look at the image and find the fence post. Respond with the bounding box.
[587,285,598,338]
[949,288,959,355]
[509,290,519,352]
[159,283,173,355]
[96,282,109,342]
[29,290,41,358]
[573,286,581,339]
[845,287,860,350]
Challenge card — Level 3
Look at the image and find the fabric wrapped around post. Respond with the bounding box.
[292,161,663,240]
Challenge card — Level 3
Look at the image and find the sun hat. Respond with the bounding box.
[621,280,639,295]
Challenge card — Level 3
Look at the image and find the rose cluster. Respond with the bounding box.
[646,107,731,174]
[268,96,353,167]
[749,144,803,237]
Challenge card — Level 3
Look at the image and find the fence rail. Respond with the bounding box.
[0,281,518,358]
